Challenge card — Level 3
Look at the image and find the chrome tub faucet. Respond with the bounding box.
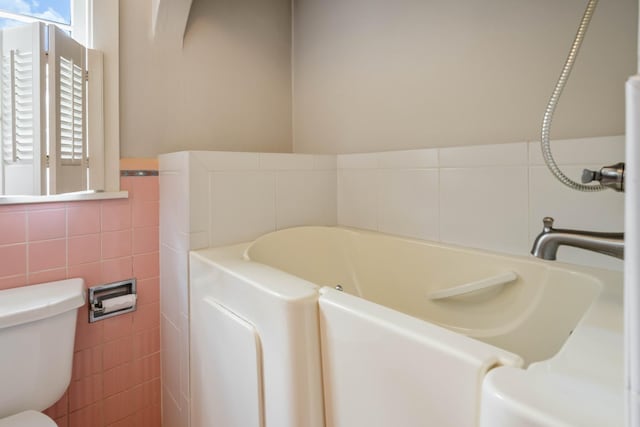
[531,217,624,260]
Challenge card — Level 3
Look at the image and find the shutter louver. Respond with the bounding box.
[1,51,14,164]
[0,22,45,196]
[2,51,35,164]
[14,50,34,162]
[58,56,86,164]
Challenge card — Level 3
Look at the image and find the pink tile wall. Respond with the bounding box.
[0,176,160,427]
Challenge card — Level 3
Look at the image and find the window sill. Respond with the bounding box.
[0,190,128,205]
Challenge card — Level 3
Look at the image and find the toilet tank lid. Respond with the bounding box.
[0,278,85,329]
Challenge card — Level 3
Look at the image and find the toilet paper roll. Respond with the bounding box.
[101,294,137,314]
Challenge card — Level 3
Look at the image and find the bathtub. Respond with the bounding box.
[189,226,623,427]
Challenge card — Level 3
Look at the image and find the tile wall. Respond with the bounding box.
[338,135,626,271]
[159,151,337,427]
[0,175,160,427]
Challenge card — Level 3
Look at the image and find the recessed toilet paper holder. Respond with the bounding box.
[89,278,137,323]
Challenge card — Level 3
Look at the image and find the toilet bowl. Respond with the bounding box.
[0,278,85,426]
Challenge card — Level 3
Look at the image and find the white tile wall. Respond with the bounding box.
[161,314,181,403]
[159,152,192,427]
[209,171,277,247]
[158,151,339,427]
[260,153,316,170]
[377,169,439,241]
[337,135,625,269]
[159,158,189,253]
[337,170,378,230]
[276,170,337,229]
[179,313,190,400]
[191,151,260,171]
[313,154,338,170]
[377,149,438,169]
[187,154,211,246]
[440,142,528,167]
[439,167,529,255]
[337,152,379,169]
[162,387,183,427]
[159,246,183,326]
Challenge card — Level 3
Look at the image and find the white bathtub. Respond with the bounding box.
[190,226,623,427]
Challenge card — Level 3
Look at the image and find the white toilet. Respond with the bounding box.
[0,278,86,427]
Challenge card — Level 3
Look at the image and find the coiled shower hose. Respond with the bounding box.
[541,0,605,192]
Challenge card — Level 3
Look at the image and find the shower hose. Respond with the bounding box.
[541,0,605,192]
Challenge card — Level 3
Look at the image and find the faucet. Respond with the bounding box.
[531,217,624,260]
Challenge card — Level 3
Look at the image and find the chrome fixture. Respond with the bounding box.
[581,162,625,192]
[531,217,624,260]
[88,278,137,322]
[539,0,625,193]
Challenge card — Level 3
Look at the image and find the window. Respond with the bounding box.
[0,0,119,198]
[0,0,71,31]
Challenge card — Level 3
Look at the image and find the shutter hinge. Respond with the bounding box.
[85,70,89,82]
[45,154,50,167]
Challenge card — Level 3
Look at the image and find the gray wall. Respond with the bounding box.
[293,0,637,153]
[120,0,293,158]
[119,0,637,158]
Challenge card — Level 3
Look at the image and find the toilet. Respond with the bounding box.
[0,278,86,427]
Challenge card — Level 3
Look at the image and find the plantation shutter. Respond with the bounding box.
[0,22,46,195]
[48,25,87,194]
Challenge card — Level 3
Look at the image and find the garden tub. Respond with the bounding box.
[190,226,621,426]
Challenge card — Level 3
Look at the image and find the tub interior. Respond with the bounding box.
[246,227,602,365]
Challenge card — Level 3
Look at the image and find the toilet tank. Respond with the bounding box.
[0,278,85,418]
